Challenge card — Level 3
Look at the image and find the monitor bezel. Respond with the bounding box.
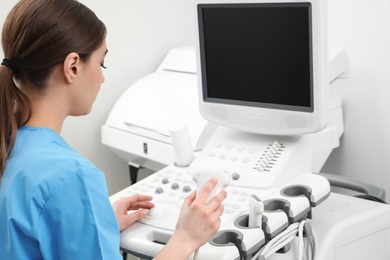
[194,0,328,135]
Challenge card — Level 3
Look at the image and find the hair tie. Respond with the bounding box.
[1,59,20,75]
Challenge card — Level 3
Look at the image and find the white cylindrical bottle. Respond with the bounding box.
[169,123,195,167]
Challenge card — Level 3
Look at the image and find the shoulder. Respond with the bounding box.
[13,126,103,180]
[9,126,108,212]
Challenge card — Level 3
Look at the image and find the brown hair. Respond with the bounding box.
[0,0,106,177]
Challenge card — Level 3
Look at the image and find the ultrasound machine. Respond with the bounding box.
[104,0,390,259]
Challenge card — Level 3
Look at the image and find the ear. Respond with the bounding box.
[63,52,80,84]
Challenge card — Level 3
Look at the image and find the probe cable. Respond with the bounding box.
[193,248,199,260]
[251,219,316,260]
[193,220,316,260]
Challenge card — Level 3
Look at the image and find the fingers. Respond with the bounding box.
[129,208,149,221]
[119,209,149,232]
[180,179,227,226]
[127,201,155,210]
[113,194,154,211]
[182,191,196,209]
[182,178,219,209]
[210,204,225,222]
[195,178,218,203]
[195,178,227,209]
[206,190,227,211]
[122,194,153,204]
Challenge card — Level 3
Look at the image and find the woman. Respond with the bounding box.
[0,0,227,259]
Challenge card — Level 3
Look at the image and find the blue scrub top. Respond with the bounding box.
[0,126,122,259]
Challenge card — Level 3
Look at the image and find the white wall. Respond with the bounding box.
[1,0,390,201]
[322,0,390,203]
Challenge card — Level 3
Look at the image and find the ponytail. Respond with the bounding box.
[0,64,32,177]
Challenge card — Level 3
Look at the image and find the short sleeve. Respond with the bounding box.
[37,166,122,260]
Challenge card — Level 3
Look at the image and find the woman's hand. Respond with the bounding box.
[111,194,155,232]
[154,178,227,259]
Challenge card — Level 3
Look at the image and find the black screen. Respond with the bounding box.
[198,3,313,112]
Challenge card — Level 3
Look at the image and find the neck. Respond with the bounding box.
[23,85,68,134]
[26,113,65,134]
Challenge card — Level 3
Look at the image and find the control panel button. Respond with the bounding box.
[155,187,164,194]
[171,183,180,190]
[183,185,192,193]
[232,172,240,180]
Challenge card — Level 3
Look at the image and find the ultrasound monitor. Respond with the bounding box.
[194,0,328,135]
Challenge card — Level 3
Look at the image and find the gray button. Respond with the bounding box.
[162,178,169,184]
[232,172,240,180]
[155,187,164,194]
[171,183,179,190]
[183,185,191,193]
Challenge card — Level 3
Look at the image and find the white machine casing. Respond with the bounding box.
[110,167,332,259]
[103,2,390,257]
[103,45,390,260]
